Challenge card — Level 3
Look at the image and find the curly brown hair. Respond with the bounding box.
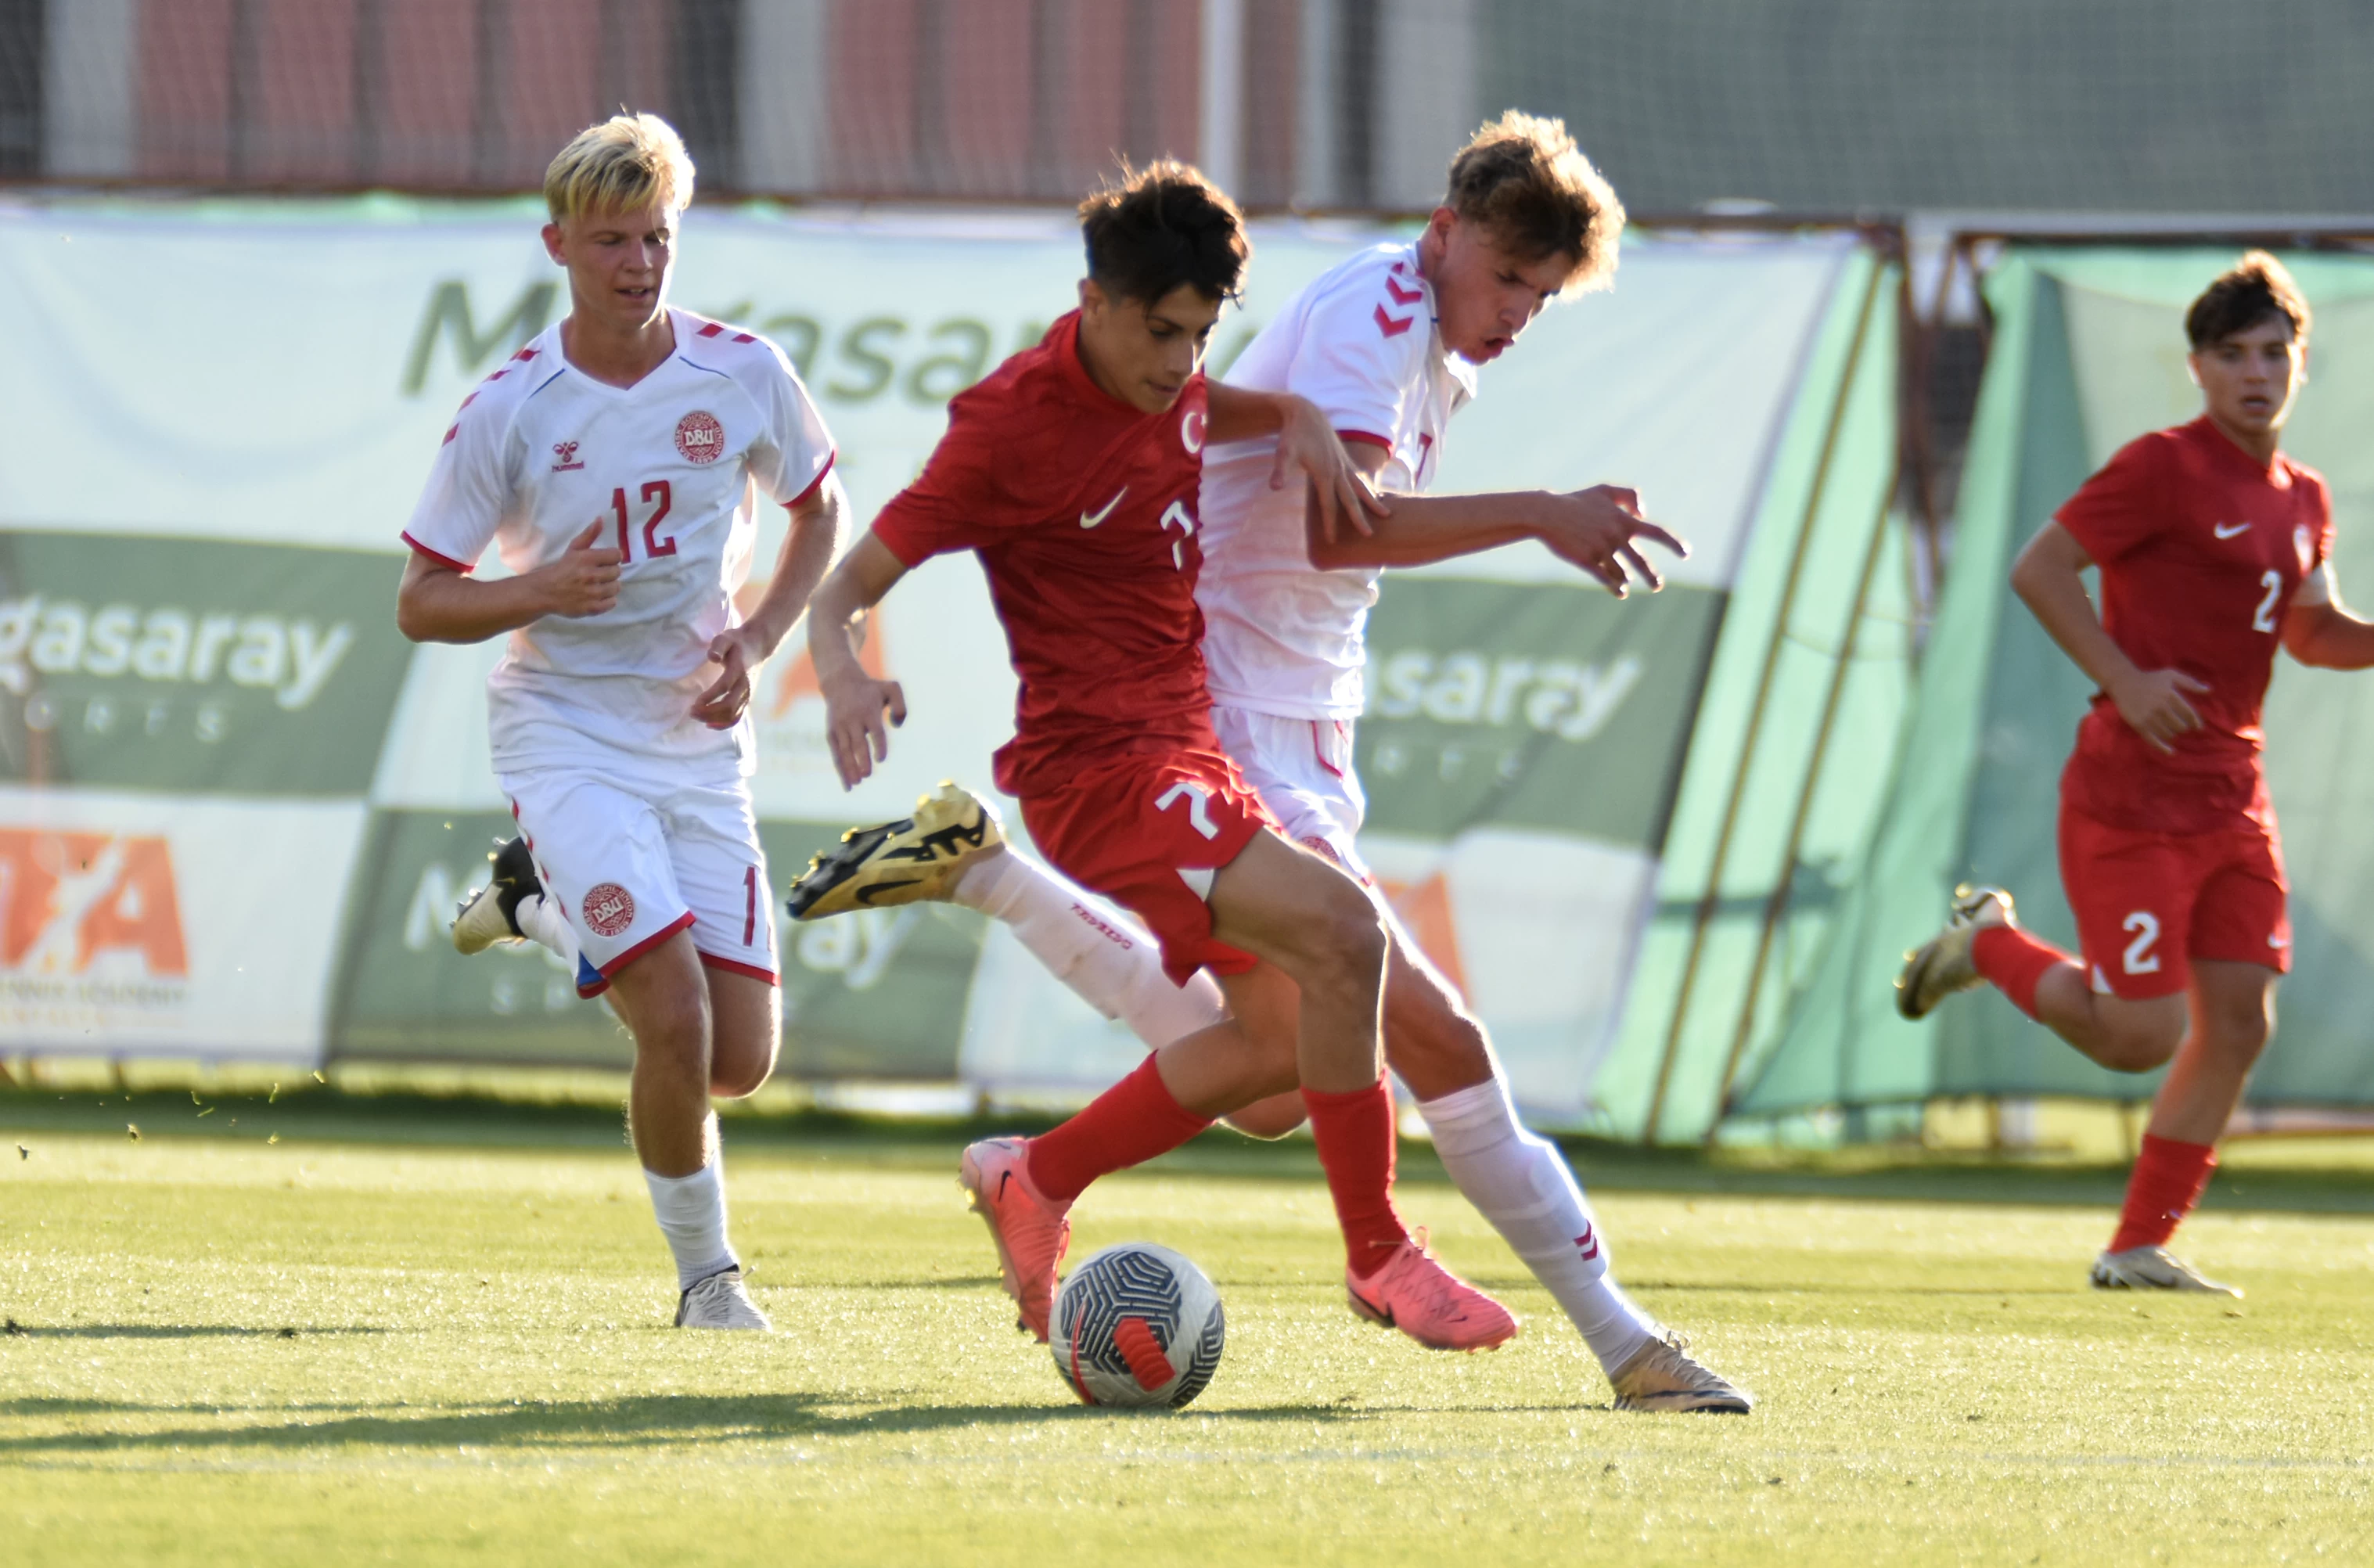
[1444,111,1624,295]
[2185,251,2311,350]
[1078,160,1250,306]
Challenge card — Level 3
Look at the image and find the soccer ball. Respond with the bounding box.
[1049,1242,1225,1409]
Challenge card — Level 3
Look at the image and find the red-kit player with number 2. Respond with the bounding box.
[800,163,1520,1354]
[1897,254,2374,1293]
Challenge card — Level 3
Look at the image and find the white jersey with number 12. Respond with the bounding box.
[402,309,836,779]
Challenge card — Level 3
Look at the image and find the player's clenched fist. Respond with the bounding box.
[532,520,624,617]
[691,626,765,731]
[1537,484,1688,597]
[820,657,907,789]
[2109,667,2210,753]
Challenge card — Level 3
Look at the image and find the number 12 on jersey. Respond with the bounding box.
[610,480,676,562]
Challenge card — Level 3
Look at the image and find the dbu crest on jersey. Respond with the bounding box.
[674,411,725,464]
[582,882,636,937]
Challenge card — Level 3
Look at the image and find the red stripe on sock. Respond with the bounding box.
[1970,923,2073,1020]
[2109,1133,2218,1253]
[1024,1056,1211,1203]
[1302,1077,1411,1274]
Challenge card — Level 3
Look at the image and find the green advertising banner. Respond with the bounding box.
[1358,579,1722,846]
[0,533,410,795]
[0,195,1904,1135]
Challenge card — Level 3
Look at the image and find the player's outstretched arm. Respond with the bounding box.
[692,474,849,730]
[807,532,912,789]
[1205,383,1388,545]
[394,520,622,645]
[2281,562,2374,670]
[2011,520,2205,753]
[1305,456,1686,597]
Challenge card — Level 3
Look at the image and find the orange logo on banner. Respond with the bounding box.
[764,613,890,718]
[0,829,189,975]
[1377,870,1468,998]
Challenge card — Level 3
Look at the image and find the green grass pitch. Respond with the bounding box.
[2,1090,2370,1566]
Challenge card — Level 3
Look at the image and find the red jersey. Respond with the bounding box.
[2055,415,2333,834]
[871,312,1217,799]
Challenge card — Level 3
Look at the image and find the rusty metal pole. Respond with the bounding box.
[1706,449,1904,1139]
[1638,257,1889,1145]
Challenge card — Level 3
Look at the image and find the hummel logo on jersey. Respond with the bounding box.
[1080,487,1127,528]
[2214,521,2252,539]
[551,440,585,472]
[1374,303,1415,338]
[1384,275,1423,306]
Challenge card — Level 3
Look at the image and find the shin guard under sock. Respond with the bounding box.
[1024,1056,1213,1203]
[2109,1132,2218,1253]
[1419,1077,1658,1371]
[1970,923,2073,1020]
[1303,1077,1411,1275]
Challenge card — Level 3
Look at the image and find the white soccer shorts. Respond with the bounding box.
[499,766,778,998]
[1210,703,1372,882]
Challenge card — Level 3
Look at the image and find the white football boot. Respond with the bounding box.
[1610,1332,1755,1413]
[1895,883,2014,1020]
[451,837,543,955]
[2091,1246,2241,1297]
[674,1267,772,1329]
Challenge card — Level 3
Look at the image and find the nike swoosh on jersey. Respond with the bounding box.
[2214,521,2252,538]
[1079,487,1127,528]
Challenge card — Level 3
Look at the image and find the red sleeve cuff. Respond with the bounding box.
[786,449,837,509]
[401,532,474,574]
[1336,430,1394,452]
[870,518,933,569]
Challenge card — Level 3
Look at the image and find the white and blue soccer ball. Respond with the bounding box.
[1050,1242,1225,1409]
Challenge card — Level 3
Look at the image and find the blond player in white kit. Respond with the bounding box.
[399,115,842,1330]
[793,114,1749,1408]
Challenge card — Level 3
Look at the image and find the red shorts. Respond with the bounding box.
[1021,746,1277,986]
[2058,801,2289,1000]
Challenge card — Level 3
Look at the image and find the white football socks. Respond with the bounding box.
[953,848,1225,1048]
[513,891,581,969]
[644,1148,739,1291]
[1419,1077,1659,1374]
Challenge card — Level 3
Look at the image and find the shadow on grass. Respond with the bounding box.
[0,1391,1430,1456]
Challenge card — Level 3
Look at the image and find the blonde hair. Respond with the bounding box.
[544,113,696,222]
[1444,111,1624,295]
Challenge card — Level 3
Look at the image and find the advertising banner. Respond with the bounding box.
[0,786,365,1059]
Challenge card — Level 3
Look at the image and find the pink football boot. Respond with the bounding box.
[959,1137,1073,1342]
[1346,1229,1520,1351]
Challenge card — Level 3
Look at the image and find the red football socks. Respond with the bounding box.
[1970,924,2073,1020]
[1024,1056,1213,1203]
[1302,1077,1412,1275]
[2108,1132,2218,1254]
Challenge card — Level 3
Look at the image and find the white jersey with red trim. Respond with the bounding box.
[1197,241,1477,720]
[402,309,835,777]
